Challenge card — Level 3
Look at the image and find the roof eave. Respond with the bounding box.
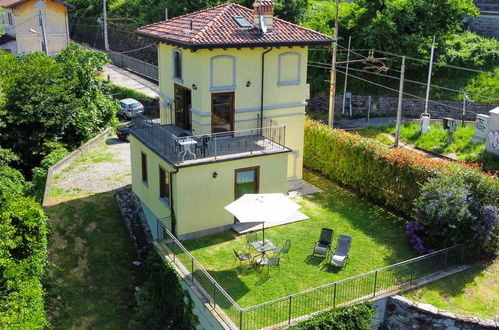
[1,0,74,9]
[137,31,332,50]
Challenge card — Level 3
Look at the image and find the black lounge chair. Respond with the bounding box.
[328,234,352,269]
[275,239,291,259]
[312,228,334,258]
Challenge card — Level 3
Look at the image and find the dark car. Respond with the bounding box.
[117,123,134,142]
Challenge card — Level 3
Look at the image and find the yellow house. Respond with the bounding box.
[0,0,72,55]
[134,1,332,240]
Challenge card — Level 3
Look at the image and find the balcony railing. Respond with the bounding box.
[131,115,288,166]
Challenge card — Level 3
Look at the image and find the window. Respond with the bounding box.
[7,12,13,26]
[173,49,182,80]
[278,52,301,86]
[141,152,148,184]
[40,39,47,53]
[234,16,251,27]
[234,166,259,200]
[210,55,236,91]
[159,166,170,204]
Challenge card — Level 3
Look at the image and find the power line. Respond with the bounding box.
[112,44,154,54]
[309,60,499,102]
[3,15,38,32]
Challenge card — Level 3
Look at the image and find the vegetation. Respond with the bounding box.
[404,259,499,320]
[0,44,118,176]
[180,169,415,308]
[0,165,48,329]
[107,83,159,109]
[354,122,499,174]
[288,302,376,330]
[129,252,198,330]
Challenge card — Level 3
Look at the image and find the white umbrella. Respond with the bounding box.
[224,193,301,241]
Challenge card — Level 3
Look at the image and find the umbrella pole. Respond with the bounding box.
[262,222,265,243]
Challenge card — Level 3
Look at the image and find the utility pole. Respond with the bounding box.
[103,0,109,51]
[341,36,351,116]
[423,36,436,114]
[394,56,406,148]
[462,92,467,126]
[39,11,48,56]
[328,0,340,128]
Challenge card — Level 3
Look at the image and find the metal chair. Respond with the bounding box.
[328,234,352,269]
[275,239,291,259]
[233,249,251,266]
[195,135,211,157]
[312,228,334,258]
[246,231,259,249]
[257,254,280,272]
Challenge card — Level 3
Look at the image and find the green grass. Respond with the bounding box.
[355,122,499,173]
[178,169,415,309]
[404,259,499,320]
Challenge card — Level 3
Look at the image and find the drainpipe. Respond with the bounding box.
[260,47,273,128]
[169,167,179,237]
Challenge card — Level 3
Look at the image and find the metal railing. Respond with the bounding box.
[156,221,468,329]
[131,114,287,165]
[107,51,159,81]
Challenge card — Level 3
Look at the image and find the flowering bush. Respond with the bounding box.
[405,221,436,255]
[413,165,498,252]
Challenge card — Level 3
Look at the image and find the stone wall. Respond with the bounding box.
[308,93,499,121]
[384,296,499,330]
[467,1,499,39]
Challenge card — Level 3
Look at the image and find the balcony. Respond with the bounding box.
[130,115,289,167]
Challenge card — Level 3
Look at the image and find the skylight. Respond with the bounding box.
[234,16,251,28]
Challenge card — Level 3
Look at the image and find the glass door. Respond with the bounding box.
[234,166,260,200]
[174,84,191,131]
[211,92,235,134]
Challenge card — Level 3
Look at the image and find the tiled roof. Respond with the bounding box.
[137,3,332,50]
[0,0,73,8]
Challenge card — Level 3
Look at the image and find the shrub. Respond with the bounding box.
[107,83,158,109]
[288,302,376,330]
[413,164,499,252]
[129,251,198,330]
[304,118,447,215]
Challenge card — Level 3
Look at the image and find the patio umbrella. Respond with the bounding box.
[224,193,302,242]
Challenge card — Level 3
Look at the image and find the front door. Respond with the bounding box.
[211,92,235,134]
[174,84,192,131]
[234,166,260,200]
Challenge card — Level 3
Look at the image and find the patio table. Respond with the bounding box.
[250,239,277,264]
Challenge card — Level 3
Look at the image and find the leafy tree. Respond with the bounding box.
[0,45,118,175]
[274,0,309,24]
[129,251,198,330]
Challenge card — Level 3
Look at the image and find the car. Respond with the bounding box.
[117,123,134,142]
[118,98,144,119]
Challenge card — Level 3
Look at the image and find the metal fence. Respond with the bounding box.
[131,114,287,165]
[156,222,468,330]
[107,51,159,81]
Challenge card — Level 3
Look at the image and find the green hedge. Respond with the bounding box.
[107,83,158,108]
[288,302,376,330]
[304,118,447,215]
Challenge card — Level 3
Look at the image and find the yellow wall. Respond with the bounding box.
[6,0,69,55]
[158,44,308,179]
[131,135,289,238]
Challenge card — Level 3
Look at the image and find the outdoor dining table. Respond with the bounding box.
[249,239,277,262]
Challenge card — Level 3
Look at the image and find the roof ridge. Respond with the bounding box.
[271,15,333,41]
[190,3,243,43]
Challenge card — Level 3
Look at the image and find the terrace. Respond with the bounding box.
[130,114,289,167]
[155,170,468,329]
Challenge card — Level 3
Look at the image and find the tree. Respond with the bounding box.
[274,0,309,24]
[129,252,198,330]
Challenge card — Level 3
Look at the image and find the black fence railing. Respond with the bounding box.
[131,115,287,166]
[155,222,468,330]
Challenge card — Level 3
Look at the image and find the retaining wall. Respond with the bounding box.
[383,295,499,329]
[308,93,499,121]
[42,127,114,207]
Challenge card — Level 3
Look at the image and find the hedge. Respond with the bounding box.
[288,302,376,330]
[107,83,158,108]
[304,118,448,215]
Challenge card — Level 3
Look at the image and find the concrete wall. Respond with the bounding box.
[383,296,499,329]
[308,93,499,121]
[158,44,308,179]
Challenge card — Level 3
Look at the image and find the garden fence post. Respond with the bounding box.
[333,283,337,308]
[213,283,216,308]
[288,296,293,324]
[409,264,414,286]
[373,271,378,298]
[239,309,243,330]
[191,259,194,282]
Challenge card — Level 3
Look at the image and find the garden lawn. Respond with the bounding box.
[404,258,499,320]
[355,122,499,174]
[179,169,416,308]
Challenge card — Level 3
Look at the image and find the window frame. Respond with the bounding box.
[172,48,183,82]
[159,166,170,205]
[277,52,301,86]
[141,151,148,185]
[210,55,236,92]
[234,166,260,200]
[7,12,13,26]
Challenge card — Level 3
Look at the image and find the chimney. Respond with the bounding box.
[253,0,274,33]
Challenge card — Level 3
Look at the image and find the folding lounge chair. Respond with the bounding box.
[329,234,352,269]
[312,228,334,258]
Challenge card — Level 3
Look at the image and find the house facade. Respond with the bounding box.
[0,0,72,55]
[134,1,332,240]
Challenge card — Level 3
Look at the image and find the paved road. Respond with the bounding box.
[103,63,159,99]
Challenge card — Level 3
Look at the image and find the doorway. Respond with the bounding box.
[234,166,260,200]
[211,92,235,134]
[174,84,192,131]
